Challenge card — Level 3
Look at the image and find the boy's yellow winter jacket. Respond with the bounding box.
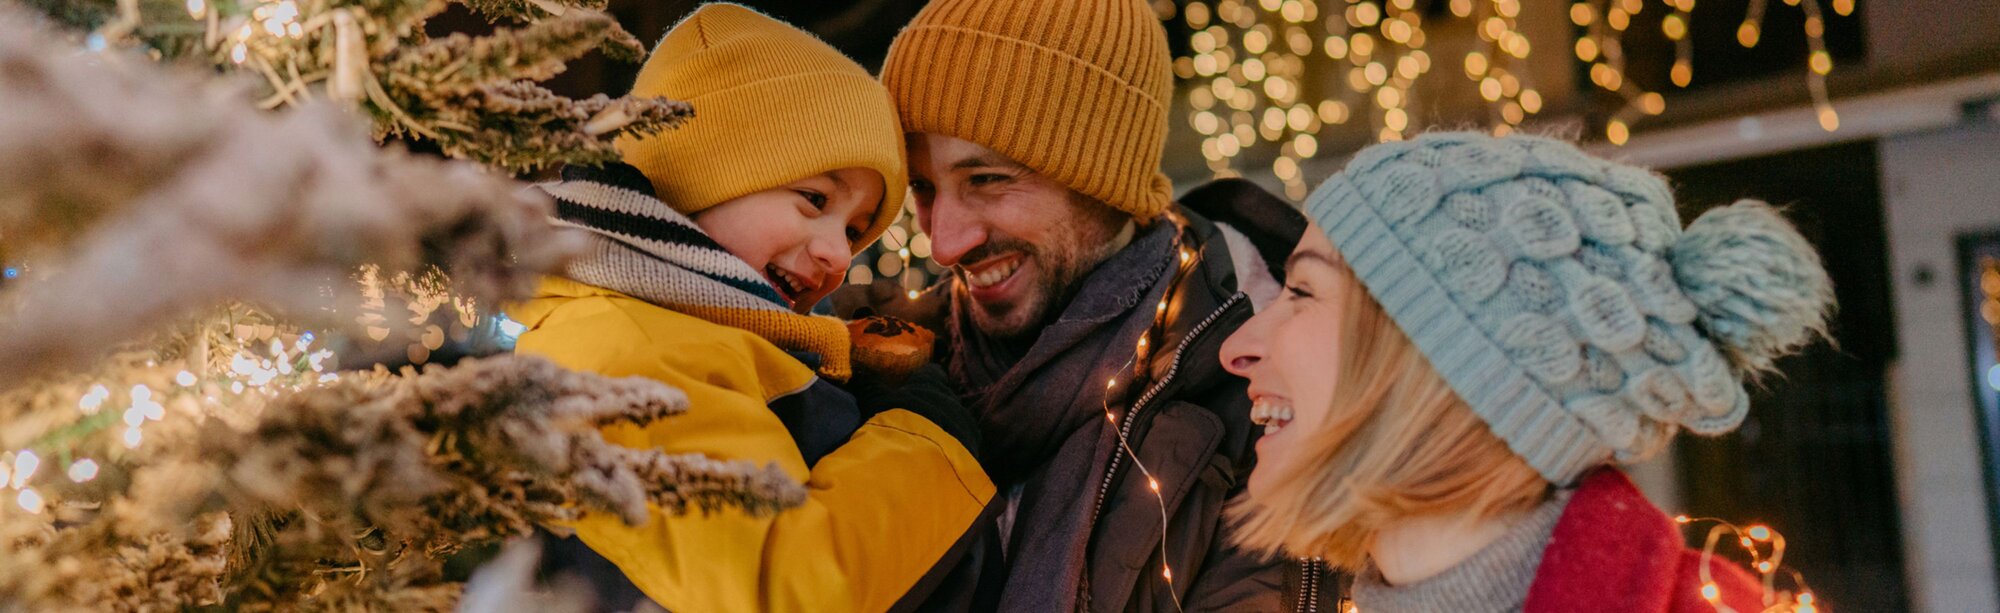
[508,277,994,612]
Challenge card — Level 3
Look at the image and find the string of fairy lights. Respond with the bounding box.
[1675,514,1821,612]
[1097,241,1201,613]
[1160,0,1853,195]
[0,267,498,517]
[1581,0,1853,144]
[1165,0,1384,201]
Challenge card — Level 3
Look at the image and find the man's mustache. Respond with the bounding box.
[952,238,1038,274]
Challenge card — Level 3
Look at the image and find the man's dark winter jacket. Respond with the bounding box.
[877,180,1344,612]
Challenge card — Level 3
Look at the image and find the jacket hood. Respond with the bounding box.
[505,276,616,330]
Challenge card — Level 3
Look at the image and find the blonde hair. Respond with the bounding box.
[1229,256,1551,570]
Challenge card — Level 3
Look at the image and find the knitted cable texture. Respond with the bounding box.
[1306,132,1833,484]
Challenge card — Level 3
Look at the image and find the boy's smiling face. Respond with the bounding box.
[693,167,884,312]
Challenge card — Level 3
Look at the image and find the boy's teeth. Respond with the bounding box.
[967,258,1021,289]
[767,266,805,299]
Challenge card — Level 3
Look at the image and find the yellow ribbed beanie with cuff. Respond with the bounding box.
[881,0,1176,220]
[616,3,906,253]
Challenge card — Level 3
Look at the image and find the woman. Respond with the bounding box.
[1218,132,1833,611]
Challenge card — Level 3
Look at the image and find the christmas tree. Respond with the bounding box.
[18,0,688,172]
[0,2,802,610]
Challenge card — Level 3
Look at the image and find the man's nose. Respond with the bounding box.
[923,191,986,267]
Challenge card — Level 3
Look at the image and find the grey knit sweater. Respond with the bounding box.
[1352,492,1573,612]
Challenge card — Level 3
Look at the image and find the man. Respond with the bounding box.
[873,0,1343,609]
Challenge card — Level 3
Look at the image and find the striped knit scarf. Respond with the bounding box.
[541,163,852,382]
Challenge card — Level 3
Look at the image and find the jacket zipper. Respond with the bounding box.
[1078,292,1247,609]
[1296,558,1322,613]
[1088,291,1245,528]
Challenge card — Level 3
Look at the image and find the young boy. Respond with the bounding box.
[506,5,992,612]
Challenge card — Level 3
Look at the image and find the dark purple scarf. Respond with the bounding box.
[944,221,1180,609]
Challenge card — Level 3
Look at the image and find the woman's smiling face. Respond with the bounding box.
[1219,221,1351,498]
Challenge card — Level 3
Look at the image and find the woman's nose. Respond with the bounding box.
[1219,322,1264,378]
[1224,352,1259,376]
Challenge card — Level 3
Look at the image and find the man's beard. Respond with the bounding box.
[956,222,1132,341]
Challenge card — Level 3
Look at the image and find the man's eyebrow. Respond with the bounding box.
[950,154,1027,171]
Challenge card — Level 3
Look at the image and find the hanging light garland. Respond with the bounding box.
[1579,0,1853,144]
[1456,0,1544,137]
[1171,0,1423,201]
[1166,0,1852,191]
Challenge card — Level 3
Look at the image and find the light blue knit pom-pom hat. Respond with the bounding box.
[1305,132,1835,486]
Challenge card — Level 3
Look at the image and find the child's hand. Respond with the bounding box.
[848,364,981,461]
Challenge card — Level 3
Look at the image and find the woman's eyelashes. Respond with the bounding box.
[1285,283,1314,300]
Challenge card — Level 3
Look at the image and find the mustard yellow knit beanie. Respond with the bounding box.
[881,0,1175,220]
[616,3,906,253]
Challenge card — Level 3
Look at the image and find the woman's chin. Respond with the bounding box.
[1244,470,1274,501]
[1247,431,1297,499]
[1245,460,1290,501]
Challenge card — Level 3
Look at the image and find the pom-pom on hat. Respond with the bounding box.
[1304,132,1834,485]
[616,3,906,254]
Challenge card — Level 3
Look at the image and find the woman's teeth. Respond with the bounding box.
[966,258,1021,289]
[1250,399,1294,435]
